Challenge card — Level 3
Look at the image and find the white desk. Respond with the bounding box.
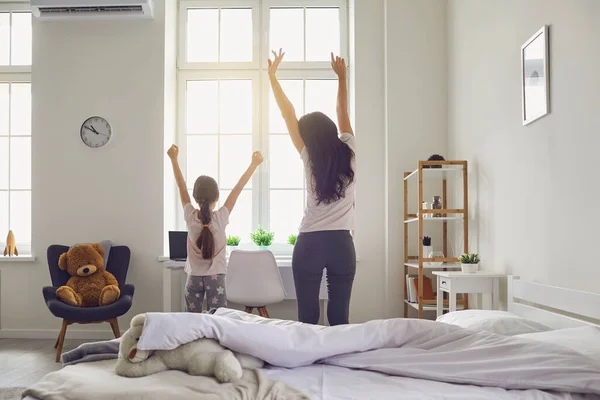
[161,259,328,312]
[433,271,504,318]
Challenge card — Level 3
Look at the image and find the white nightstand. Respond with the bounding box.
[432,271,504,318]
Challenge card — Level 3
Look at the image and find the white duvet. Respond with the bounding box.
[137,310,600,396]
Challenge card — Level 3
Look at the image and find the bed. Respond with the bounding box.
[23,276,600,399]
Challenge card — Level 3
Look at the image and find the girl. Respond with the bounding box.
[167,144,263,312]
[268,49,356,325]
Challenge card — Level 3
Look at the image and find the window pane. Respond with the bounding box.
[219,189,251,241]
[219,135,252,189]
[10,190,31,245]
[0,83,8,134]
[187,9,218,63]
[10,83,31,136]
[10,12,31,66]
[270,135,303,189]
[270,190,304,241]
[306,8,340,62]
[305,80,338,125]
[219,80,252,134]
[269,8,303,62]
[9,137,30,189]
[269,80,303,133]
[0,191,7,239]
[0,13,8,65]
[220,9,252,62]
[186,136,218,188]
[0,138,7,189]
[186,80,218,134]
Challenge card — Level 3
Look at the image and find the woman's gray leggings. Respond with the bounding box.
[292,230,356,325]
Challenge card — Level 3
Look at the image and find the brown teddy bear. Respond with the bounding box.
[55,243,121,307]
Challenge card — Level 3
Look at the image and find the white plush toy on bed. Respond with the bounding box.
[115,314,264,382]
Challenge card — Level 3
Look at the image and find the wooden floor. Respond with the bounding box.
[0,338,93,388]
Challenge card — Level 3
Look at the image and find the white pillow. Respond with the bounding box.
[515,326,600,362]
[436,310,549,336]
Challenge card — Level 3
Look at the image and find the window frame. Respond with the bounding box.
[0,3,32,74]
[178,0,260,70]
[0,3,32,255]
[176,69,262,237]
[176,0,348,252]
[261,0,348,70]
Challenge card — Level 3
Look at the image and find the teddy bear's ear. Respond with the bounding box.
[131,314,146,328]
[91,243,105,258]
[58,253,68,270]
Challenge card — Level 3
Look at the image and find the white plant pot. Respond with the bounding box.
[461,263,479,273]
[422,246,432,266]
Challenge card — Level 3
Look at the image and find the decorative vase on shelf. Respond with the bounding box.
[432,196,442,218]
[429,251,444,267]
[461,263,479,273]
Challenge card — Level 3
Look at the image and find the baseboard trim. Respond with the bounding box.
[0,328,115,340]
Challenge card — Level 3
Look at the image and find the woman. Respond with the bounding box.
[268,49,356,325]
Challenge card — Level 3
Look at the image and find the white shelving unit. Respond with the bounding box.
[403,160,469,319]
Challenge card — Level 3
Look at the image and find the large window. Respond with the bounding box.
[0,5,32,255]
[177,0,347,252]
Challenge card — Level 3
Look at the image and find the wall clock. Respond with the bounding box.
[80,116,112,148]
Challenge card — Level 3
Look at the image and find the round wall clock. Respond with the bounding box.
[80,116,112,148]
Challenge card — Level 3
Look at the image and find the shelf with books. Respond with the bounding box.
[403,160,469,319]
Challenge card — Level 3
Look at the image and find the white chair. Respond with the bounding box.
[226,249,286,318]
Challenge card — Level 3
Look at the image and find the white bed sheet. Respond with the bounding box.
[262,364,598,400]
[23,361,598,400]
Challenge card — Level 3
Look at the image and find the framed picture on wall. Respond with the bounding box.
[521,25,550,126]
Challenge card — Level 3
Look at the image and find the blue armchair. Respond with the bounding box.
[43,244,134,362]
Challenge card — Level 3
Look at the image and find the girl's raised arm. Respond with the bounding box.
[224,151,264,213]
[167,144,192,208]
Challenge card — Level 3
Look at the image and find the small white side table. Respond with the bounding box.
[432,271,504,318]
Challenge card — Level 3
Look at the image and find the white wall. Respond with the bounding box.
[384,0,448,318]
[447,0,600,294]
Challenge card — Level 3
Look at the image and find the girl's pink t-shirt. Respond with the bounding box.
[183,203,229,276]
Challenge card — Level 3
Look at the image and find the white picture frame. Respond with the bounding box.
[521,25,550,126]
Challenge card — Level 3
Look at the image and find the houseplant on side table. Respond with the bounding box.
[459,253,480,273]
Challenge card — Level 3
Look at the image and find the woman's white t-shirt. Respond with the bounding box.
[299,133,356,233]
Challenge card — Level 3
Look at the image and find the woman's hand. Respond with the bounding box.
[251,151,264,167]
[167,144,179,160]
[331,53,347,80]
[268,49,285,77]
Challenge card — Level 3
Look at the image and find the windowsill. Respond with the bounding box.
[158,255,359,265]
[158,255,293,264]
[0,255,36,263]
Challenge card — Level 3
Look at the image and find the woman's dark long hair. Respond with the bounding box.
[298,112,354,205]
[192,175,219,260]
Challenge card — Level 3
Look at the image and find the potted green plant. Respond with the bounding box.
[226,235,240,255]
[422,236,432,265]
[459,253,480,273]
[250,226,274,249]
[288,234,297,246]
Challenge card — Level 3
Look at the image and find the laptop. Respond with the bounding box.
[168,231,188,261]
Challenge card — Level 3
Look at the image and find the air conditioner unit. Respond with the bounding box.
[30,0,154,20]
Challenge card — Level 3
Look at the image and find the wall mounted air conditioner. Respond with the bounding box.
[30,0,154,20]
